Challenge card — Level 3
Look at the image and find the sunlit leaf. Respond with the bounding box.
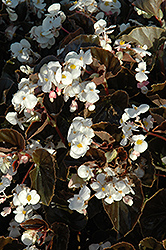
[140,189,166,240]
[133,0,163,18]
[103,174,144,236]
[139,237,165,250]
[30,149,56,205]
[121,27,166,50]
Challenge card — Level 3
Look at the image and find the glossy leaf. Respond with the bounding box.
[139,237,165,250]
[106,242,136,250]
[43,93,64,120]
[0,236,24,250]
[0,128,25,152]
[140,189,166,240]
[51,222,70,250]
[21,218,49,231]
[103,174,144,236]
[94,131,115,144]
[90,47,122,79]
[30,149,56,205]
[133,0,163,18]
[121,27,166,50]
[25,119,49,140]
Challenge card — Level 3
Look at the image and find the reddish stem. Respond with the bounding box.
[21,163,35,184]
[145,129,166,142]
[155,173,166,178]
[61,26,70,34]
[54,123,66,146]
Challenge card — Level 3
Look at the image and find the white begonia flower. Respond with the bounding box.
[143,115,154,131]
[132,134,148,153]
[119,23,130,33]
[70,100,78,112]
[135,61,150,82]
[12,90,38,112]
[162,156,166,165]
[70,134,91,159]
[47,3,61,15]
[10,39,31,63]
[129,149,140,161]
[13,205,33,223]
[21,230,38,246]
[38,64,54,93]
[56,70,73,89]
[124,104,149,119]
[123,195,133,206]
[65,58,82,79]
[90,173,108,199]
[0,176,11,193]
[132,45,151,58]
[2,0,19,8]
[67,185,91,214]
[84,81,100,104]
[16,189,40,206]
[94,19,107,35]
[32,0,46,12]
[0,153,12,174]
[20,65,34,75]
[99,0,121,15]
[6,112,25,130]
[1,206,11,217]
[77,164,94,180]
[8,220,21,237]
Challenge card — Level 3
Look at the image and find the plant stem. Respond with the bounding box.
[21,163,35,184]
[61,26,70,34]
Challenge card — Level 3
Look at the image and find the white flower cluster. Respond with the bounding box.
[69,0,121,15]
[69,0,98,13]
[12,185,40,224]
[119,104,154,160]
[94,19,116,52]
[10,39,40,63]
[67,117,95,159]
[30,0,46,19]
[30,3,66,48]
[2,0,22,21]
[68,163,135,214]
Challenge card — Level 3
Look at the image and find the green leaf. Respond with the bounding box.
[51,222,70,250]
[30,149,56,205]
[139,237,165,250]
[106,242,136,250]
[0,128,25,152]
[0,236,24,250]
[121,27,166,50]
[140,189,166,241]
[103,174,144,236]
[133,0,163,18]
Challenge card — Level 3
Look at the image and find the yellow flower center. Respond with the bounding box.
[37,0,40,4]
[120,40,125,46]
[22,210,26,215]
[0,182,3,185]
[108,195,112,199]
[70,64,76,70]
[73,131,76,134]
[44,77,48,82]
[79,56,83,60]
[77,143,83,148]
[122,134,125,139]
[101,187,105,191]
[134,106,138,110]
[62,74,66,79]
[27,195,32,202]
[143,120,148,127]
[141,69,145,73]
[136,139,143,145]
[118,190,123,194]
[113,0,117,2]
[23,97,26,100]
[104,1,109,6]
